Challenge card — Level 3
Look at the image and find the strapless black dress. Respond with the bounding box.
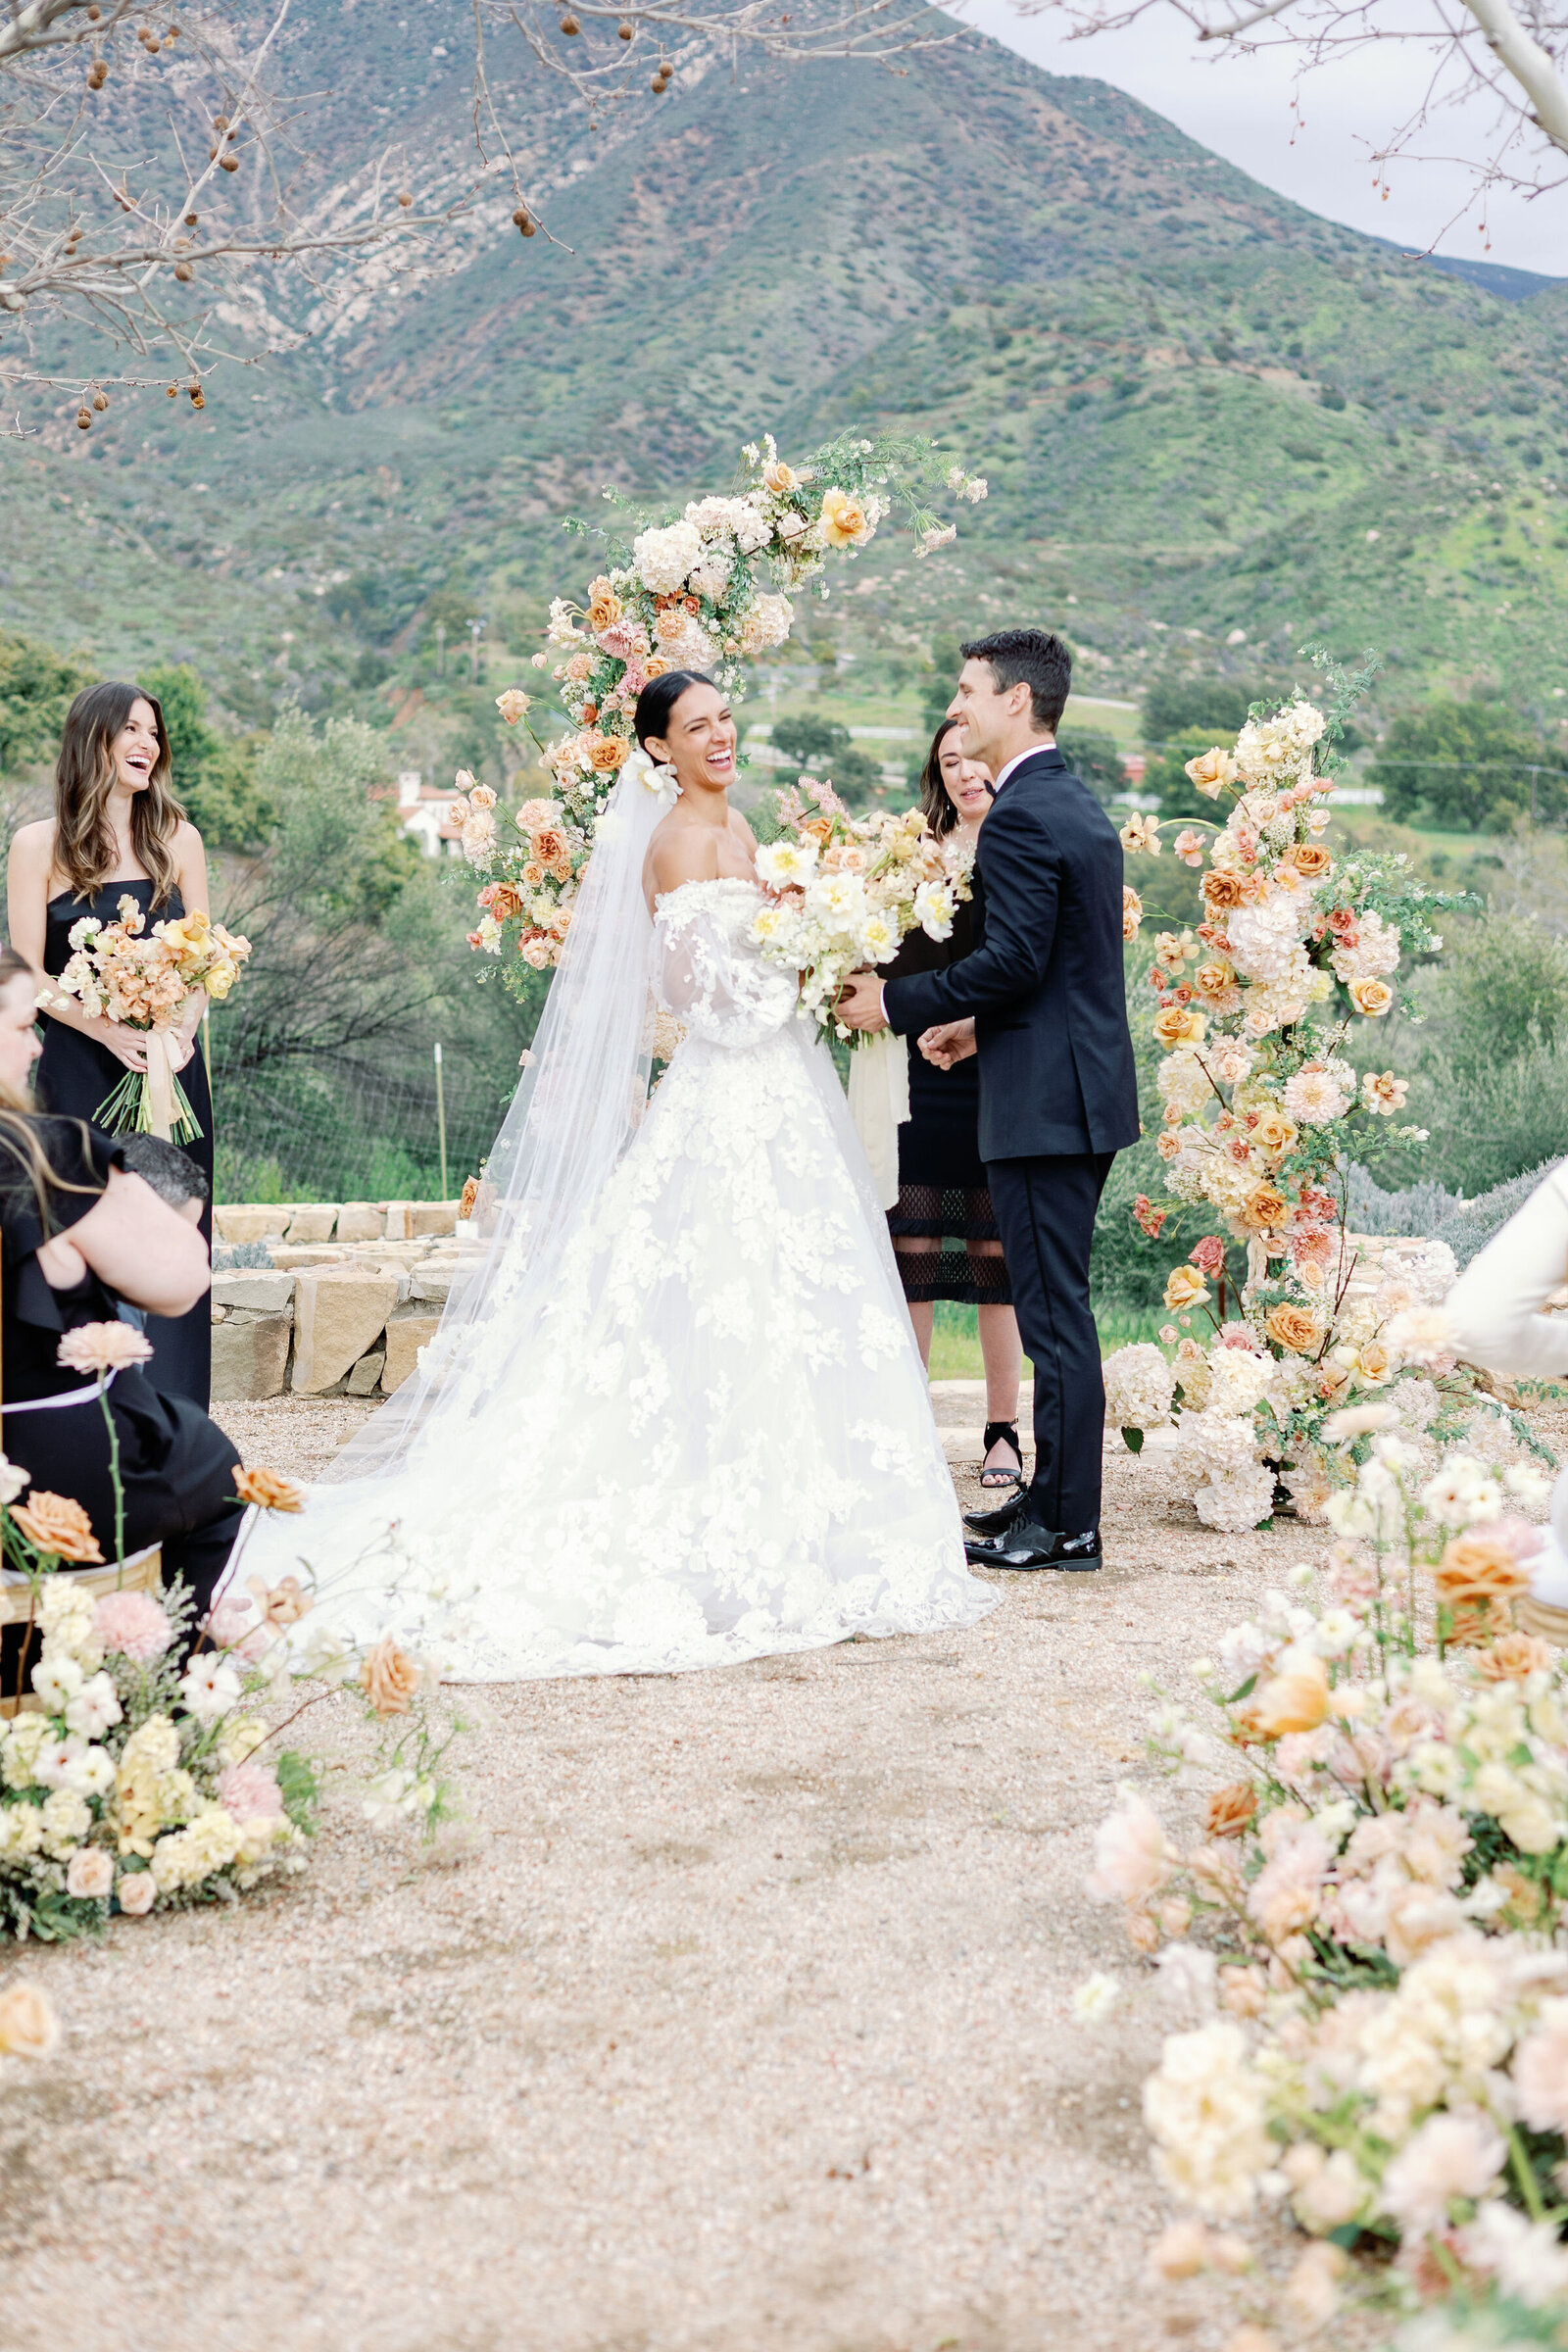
[36,880,215,1406]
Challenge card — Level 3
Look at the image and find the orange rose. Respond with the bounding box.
[1193,958,1236,1001]
[233,1466,304,1513]
[547,856,573,884]
[1251,1108,1298,1159]
[1201,870,1246,911]
[459,1176,480,1221]
[1254,1652,1331,1739]
[1152,1004,1205,1048]
[1204,1784,1257,1838]
[1155,1129,1182,1161]
[643,655,669,680]
[802,817,834,846]
[1123,886,1143,941]
[359,1635,421,1718]
[1349,978,1393,1018]
[588,589,622,633]
[1243,1186,1290,1232]
[761,459,798,495]
[1266,1303,1321,1355]
[521,861,545,888]
[1432,1531,1532,1611]
[532,827,566,862]
[487,883,524,923]
[11,1492,102,1562]
[1184,747,1236,798]
[588,734,629,773]
[1287,844,1333,880]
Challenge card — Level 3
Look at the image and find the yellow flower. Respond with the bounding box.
[1254,1650,1331,1738]
[1348,978,1393,1018]
[1163,1265,1210,1311]
[818,487,871,547]
[1152,1004,1205,1048]
[1184,748,1237,798]
[762,459,798,495]
[1123,886,1143,941]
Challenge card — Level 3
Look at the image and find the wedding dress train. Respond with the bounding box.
[237,875,996,1678]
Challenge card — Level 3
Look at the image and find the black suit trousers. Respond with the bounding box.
[987,1151,1114,1533]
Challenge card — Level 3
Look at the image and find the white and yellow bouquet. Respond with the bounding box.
[47,898,250,1143]
[750,776,973,1038]
[467,430,985,996]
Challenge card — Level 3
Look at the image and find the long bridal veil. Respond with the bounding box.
[321,754,673,1488]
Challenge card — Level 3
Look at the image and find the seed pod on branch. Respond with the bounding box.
[512,207,535,235]
[617,19,633,34]
[396,189,414,207]
[220,153,239,172]
[86,58,108,87]
[189,384,205,409]
[76,408,92,430]
[560,12,580,30]
[92,392,110,413]
[173,261,193,280]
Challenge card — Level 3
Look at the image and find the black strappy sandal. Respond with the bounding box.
[979,1420,1024,1491]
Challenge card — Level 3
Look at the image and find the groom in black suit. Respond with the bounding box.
[838,628,1139,1571]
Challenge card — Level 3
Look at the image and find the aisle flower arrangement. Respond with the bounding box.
[1102,664,1489,1535]
[44,898,251,1143]
[749,775,973,1036]
[463,432,985,995]
[0,1448,463,1940]
[1083,1440,1568,2339]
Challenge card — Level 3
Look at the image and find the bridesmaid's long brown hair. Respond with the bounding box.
[916,717,962,838]
[0,944,99,1227]
[53,681,183,907]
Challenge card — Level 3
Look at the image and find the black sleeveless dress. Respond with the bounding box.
[36,881,215,1407]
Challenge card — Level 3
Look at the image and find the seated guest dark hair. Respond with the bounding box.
[959,628,1072,735]
[916,717,964,838]
[0,945,242,1683]
[118,1133,210,1214]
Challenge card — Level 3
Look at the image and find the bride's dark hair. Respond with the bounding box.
[633,670,712,751]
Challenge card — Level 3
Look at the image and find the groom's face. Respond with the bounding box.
[948,658,1014,770]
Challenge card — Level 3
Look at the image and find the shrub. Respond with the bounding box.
[1367,697,1561,829]
[1432,1159,1562,1268]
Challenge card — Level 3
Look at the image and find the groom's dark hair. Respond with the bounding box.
[961,629,1072,733]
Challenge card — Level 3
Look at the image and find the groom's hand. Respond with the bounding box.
[918,1018,976,1069]
[836,971,889,1033]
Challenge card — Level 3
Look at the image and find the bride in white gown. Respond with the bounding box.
[235,671,997,1677]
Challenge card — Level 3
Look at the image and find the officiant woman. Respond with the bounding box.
[7,681,217,1406]
[881,719,1025,1492]
[0,946,242,1682]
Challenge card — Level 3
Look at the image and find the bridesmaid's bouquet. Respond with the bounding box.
[47,897,251,1143]
[750,777,973,1039]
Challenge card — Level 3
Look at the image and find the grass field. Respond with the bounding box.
[925,1300,1166,1380]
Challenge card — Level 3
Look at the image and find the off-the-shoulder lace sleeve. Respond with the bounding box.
[655,879,799,1050]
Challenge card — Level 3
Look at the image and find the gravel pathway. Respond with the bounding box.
[0,1389,1388,2352]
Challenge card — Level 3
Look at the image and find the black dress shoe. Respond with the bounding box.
[963,1491,1031,1537]
[963,1521,1102,1572]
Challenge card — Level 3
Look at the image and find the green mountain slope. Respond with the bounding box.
[4,8,1567,735]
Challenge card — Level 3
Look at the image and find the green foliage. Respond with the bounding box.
[1416,911,1568,1080]
[1145,724,1236,824]
[139,661,272,847]
[1368,697,1562,828]
[1142,676,1257,744]
[0,630,90,773]
[1055,725,1125,807]
[770,715,882,806]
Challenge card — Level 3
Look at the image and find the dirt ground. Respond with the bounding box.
[0,1389,1373,2352]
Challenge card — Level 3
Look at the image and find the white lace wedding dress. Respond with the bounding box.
[238,875,996,1678]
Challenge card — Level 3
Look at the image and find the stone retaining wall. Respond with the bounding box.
[209,1200,469,1401]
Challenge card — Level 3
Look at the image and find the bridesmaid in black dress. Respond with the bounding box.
[883,718,1024,1491]
[7,682,216,1406]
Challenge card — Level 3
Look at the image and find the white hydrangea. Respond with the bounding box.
[1144,2021,1272,2216]
[1156,1047,1213,1118]
[1102,1343,1177,1430]
[1205,1348,1276,1419]
[1195,1469,1276,1532]
[632,518,704,595]
[1173,1407,1260,1488]
[1227,893,1310,982]
[1330,908,1401,984]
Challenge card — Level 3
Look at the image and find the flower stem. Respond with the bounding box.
[97,1381,125,1575]
[1507,2122,1547,2224]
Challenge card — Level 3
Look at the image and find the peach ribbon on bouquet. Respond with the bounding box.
[142,1030,176,1141]
[847,1030,910,1214]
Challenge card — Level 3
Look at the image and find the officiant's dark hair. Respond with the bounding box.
[634,670,714,750]
[961,628,1071,733]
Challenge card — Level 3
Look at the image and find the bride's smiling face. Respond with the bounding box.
[647,682,737,793]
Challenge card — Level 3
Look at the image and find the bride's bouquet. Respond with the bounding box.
[750,777,973,1038]
[47,898,251,1143]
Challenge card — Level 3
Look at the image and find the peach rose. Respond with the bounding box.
[1349,978,1393,1018]
[819,486,870,547]
[1204,1783,1257,1838]
[521,860,546,888]
[116,1872,157,1916]
[11,1493,102,1562]
[1254,1651,1331,1739]
[587,734,629,773]
[533,827,567,862]
[0,1981,58,2057]
[1193,958,1236,1001]
[1251,1109,1298,1160]
[1185,748,1237,798]
[1354,1340,1392,1386]
[66,1847,114,1900]
[1243,1186,1290,1232]
[1286,844,1333,880]
[1155,1129,1182,1162]
[588,588,622,633]
[1201,869,1247,911]
[1432,1530,1533,1610]
[360,1636,421,1718]
[494,688,531,726]
[1152,1004,1206,1048]
[459,1175,480,1221]
[1476,1631,1554,1684]
[247,1574,312,1627]
[486,883,524,924]
[1266,1303,1321,1355]
[1123,886,1144,941]
[761,459,798,495]
[233,1466,304,1514]
[643,655,669,680]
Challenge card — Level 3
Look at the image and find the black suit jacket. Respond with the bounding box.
[882,747,1140,1161]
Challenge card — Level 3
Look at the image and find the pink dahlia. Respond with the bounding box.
[94,1589,174,1663]
[217,1760,284,1823]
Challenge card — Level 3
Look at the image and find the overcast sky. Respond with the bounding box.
[969,0,1565,275]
